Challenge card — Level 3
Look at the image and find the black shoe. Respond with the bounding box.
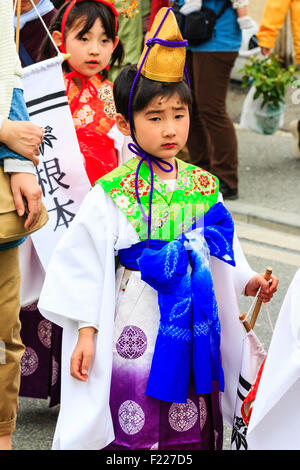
[219,180,238,200]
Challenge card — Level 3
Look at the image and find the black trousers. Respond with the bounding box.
[186,51,239,190]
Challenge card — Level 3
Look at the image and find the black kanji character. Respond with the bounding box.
[48,197,75,231]
[36,157,70,196]
[40,125,57,156]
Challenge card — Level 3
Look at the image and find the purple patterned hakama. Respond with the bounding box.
[105,371,222,450]
[104,268,223,450]
[19,303,61,407]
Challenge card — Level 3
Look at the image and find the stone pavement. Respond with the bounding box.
[226,82,300,235]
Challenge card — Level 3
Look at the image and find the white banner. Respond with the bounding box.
[247,269,300,450]
[231,329,266,450]
[22,57,91,269]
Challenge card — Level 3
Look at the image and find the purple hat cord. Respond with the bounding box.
[127,7,189,245]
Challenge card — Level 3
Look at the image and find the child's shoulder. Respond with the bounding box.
[177,158,216,177]
[96,75,113,89]
[176,158,219,194]
[102,78,113,88]
[95,159,135,187]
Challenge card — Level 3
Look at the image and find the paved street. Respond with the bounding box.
[12,83,300,450]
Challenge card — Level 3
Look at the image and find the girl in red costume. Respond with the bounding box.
[39,0,124,184]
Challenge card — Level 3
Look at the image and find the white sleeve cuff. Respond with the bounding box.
[0,115,4,132]
[78,322,99,331]
[237,16,256,30]
[3,158,36,174]
[232,231,256,297]
[180,0,202,15]
[232,0,248,8]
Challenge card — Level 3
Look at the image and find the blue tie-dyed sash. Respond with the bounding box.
[118,202,235,403]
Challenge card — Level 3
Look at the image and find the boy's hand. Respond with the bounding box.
[70,327,96,381]
[245,273,278,302]
[0,118,44,165]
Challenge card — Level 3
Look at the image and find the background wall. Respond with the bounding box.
[249,0,266,23]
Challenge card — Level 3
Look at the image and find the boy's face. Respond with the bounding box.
[117,92,190,161]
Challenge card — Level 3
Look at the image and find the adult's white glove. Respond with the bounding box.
[180,0,202,15]
[237,16,257,30]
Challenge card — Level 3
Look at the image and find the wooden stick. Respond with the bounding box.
[15,0,22,54]
[62,53,71,61]
[239,313,252,332]
[249,267,273,330]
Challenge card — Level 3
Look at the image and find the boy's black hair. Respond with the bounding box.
[38,0,124,79]
[113,65,192,122]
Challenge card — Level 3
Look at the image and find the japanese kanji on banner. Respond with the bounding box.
[22,56,91,269]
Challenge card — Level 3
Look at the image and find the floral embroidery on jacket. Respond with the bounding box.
[98,158,219,241]
[73,104,95,127]
[64,73,118,184]
[65,74,116,134]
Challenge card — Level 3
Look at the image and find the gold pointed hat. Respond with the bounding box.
[137,7,186,83]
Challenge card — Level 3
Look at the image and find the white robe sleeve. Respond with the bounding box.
[38,184,137,450]
[211,245,255,427]
[39,185,120,327]
[218,192,256,297]
[214,193,256,426]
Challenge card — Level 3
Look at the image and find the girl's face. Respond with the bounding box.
[60,17,117,78]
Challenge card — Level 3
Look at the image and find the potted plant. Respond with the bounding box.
[239,54,300,135]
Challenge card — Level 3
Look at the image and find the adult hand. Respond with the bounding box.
[261,47,271,57]
[245,273,279,302]
[0,118,44,166]
[70,327,97,381]
[10,172,43,230]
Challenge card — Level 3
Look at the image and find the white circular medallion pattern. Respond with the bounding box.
[21,347,39,376]
[22,301,38,311]
[199,397,207,430]
[51,355,59,386]
[118,400,145,435]
[214,430,219,450]
[37,319,52,348]
[116,325,147,359]
[168,399,198,432]
[150,442,159,450]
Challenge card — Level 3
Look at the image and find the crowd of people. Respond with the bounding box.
[0,0,299,452]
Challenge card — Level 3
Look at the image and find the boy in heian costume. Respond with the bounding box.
[38,7,278,451]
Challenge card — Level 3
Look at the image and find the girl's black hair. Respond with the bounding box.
[38,0,124,79]
[113,65,192,122]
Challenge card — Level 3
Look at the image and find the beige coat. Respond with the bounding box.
[0,0,23,120]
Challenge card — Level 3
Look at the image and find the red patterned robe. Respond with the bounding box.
[65,73,118,185]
